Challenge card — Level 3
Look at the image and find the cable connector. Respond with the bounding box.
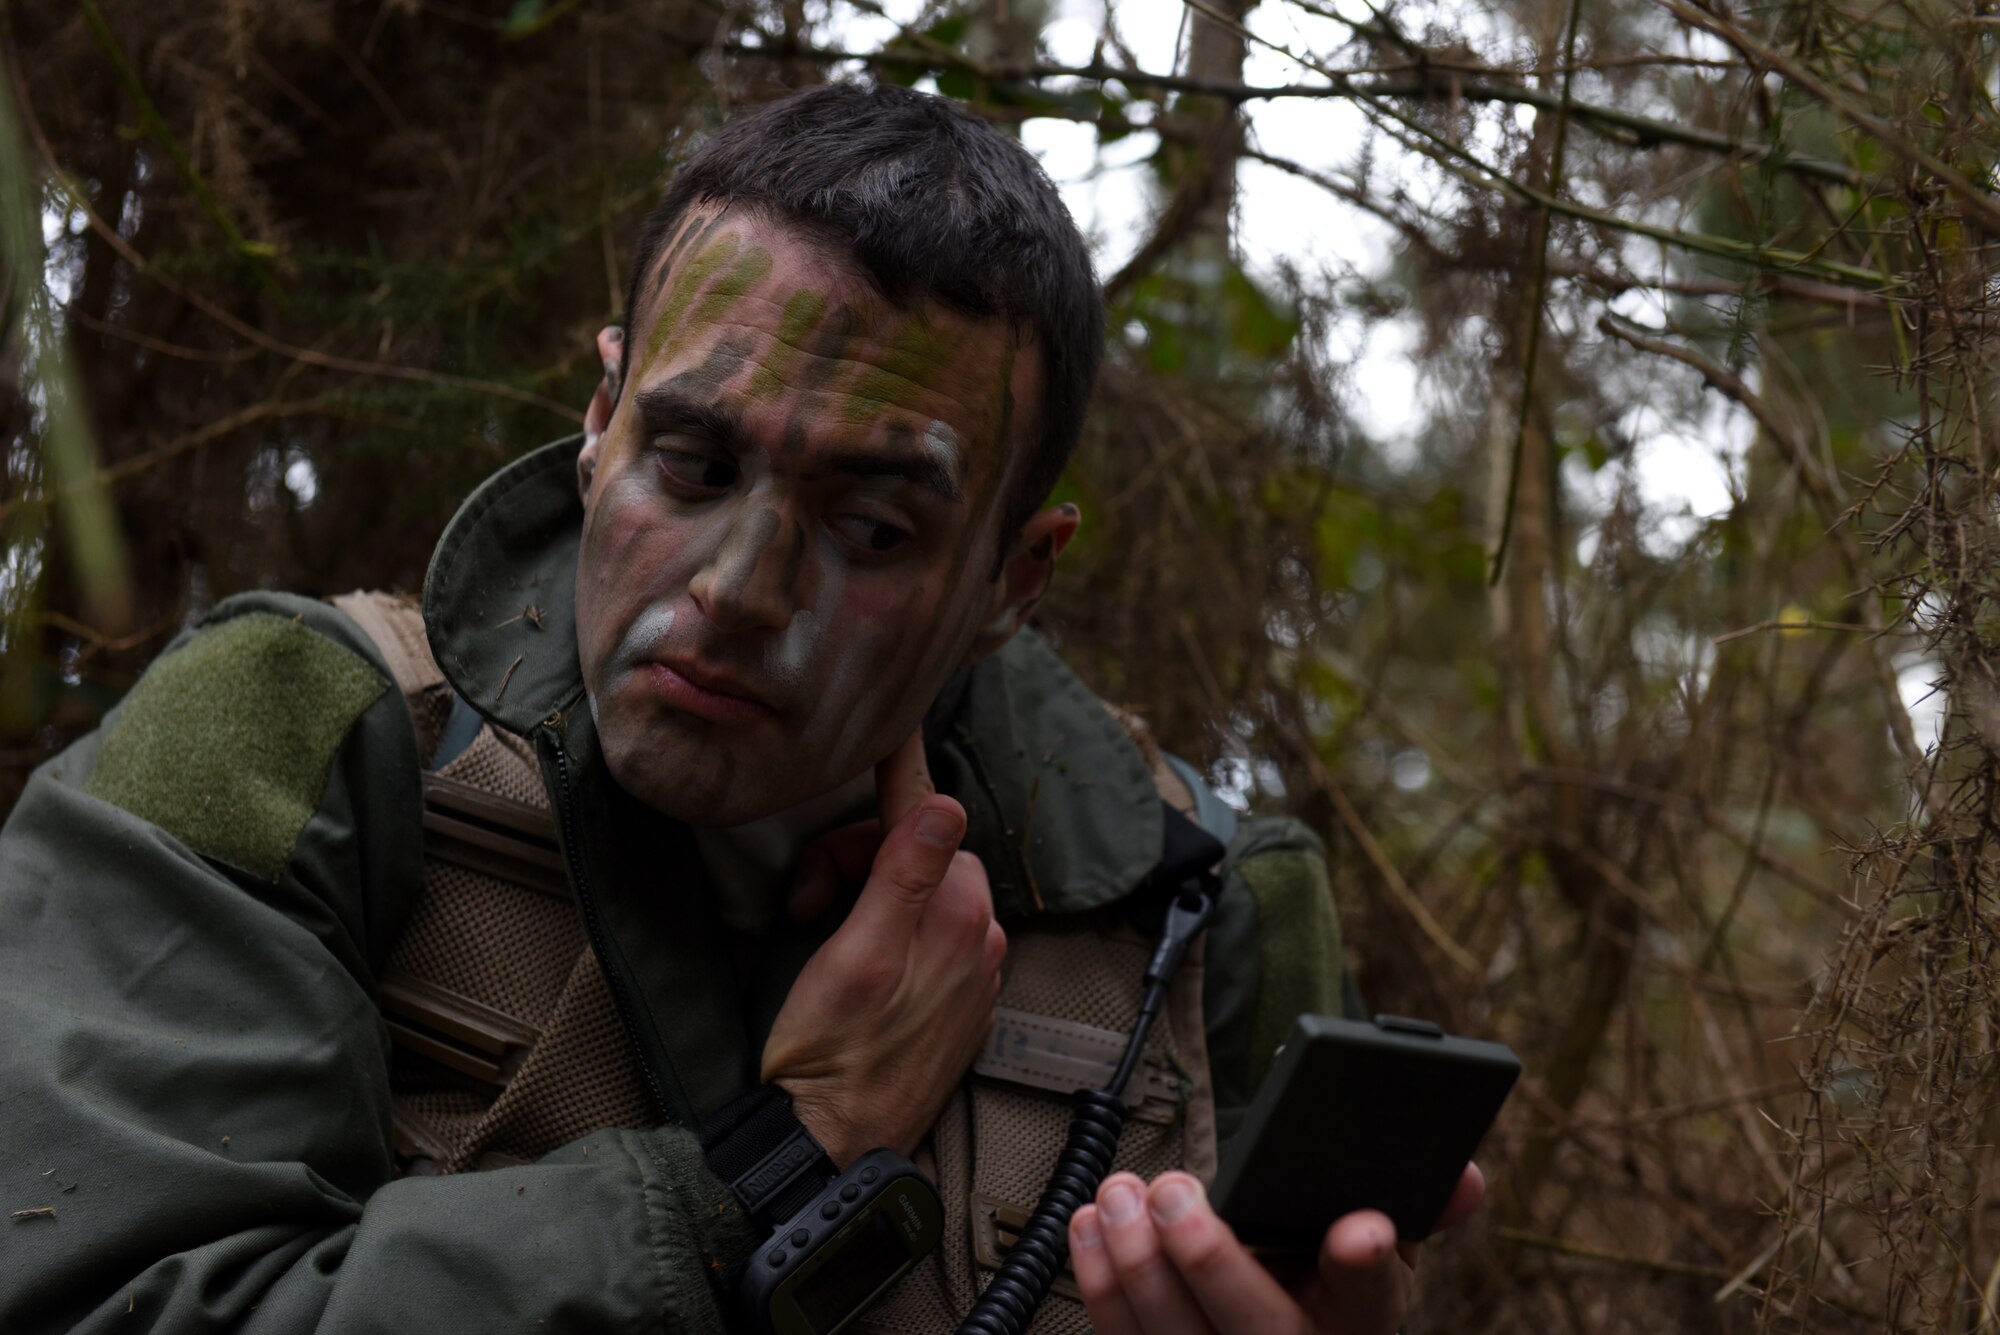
[1143,886,1216,990]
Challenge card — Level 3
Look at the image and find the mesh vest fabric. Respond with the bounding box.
[337,592,654,1174]
[854,918,1214,1335]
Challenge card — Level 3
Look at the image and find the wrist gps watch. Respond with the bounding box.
[700,1085,943,1335]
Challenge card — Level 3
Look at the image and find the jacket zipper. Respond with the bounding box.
[547,731,672,1123]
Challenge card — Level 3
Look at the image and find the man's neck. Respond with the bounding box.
[692,768,876,934]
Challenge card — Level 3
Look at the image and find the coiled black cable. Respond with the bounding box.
[953,1088,1129,1335]
[954,886,1216,1335]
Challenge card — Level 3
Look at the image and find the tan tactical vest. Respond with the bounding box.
[337,591,1216,1334]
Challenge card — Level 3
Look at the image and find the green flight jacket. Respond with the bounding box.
[0,435,1357,1333]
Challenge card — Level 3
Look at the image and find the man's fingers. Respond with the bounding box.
[1070,1206,1145,1335]
[1432,1161,1485,1234]
[1093,1174,1213,1335]
[1385,1162,1483,1271]
[1299,1210,1408,1335]
[1146,1173,1306,1335]
[840,796,965,943]
[874,728,935,830]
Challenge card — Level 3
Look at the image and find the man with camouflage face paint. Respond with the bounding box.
[0,84,1478,1335]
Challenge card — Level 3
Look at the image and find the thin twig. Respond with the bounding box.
[1492,1227,1733,1279]
[1489,0,1586,586]
[1713,617,1916,644]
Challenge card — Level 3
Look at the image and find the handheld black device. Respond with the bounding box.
[1211,1013,1520,1247]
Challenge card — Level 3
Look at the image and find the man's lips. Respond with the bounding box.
[639,656,779,724]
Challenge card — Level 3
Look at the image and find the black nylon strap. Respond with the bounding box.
[698,1084,836,1227]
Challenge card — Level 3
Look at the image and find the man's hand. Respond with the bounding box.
[1069,1164,1484,1335]
[761,730,1006,1165]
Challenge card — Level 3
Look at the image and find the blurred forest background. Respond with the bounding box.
[3,0,1997,1328]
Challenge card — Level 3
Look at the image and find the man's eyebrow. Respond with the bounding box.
[633,388,747,449]
[804,448,964,504]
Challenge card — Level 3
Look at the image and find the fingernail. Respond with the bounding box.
[915,806,962,848]
[1151,1177,1198,1224]
[1072,1211,1103,1250]
[1101,1182,1140,1225]
[607,327,623,342]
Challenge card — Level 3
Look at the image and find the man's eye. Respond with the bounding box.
[829,514,913,554]
[653,449,737,491]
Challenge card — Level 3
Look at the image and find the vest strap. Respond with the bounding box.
[699,1083,838,1229]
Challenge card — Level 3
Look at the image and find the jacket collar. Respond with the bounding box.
[423,435,1162,917]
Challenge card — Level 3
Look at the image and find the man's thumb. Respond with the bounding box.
[856,796,966,923]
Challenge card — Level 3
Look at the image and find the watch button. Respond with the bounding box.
[859,1167,880,1185]
[821,1200,841,1220]
[840,1183,861,1203]
[767,1250,786,1267]
[791,1228,810,1248]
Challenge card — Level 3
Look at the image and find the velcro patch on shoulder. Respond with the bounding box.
[86,612,389,882]
[1237,846,1348,1066]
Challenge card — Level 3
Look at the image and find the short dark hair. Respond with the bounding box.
[618,82,1103,543]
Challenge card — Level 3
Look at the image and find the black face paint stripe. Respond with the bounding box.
[717,506,784,609]
[783,519,807,593]
[658,334,755,403]
[655,212,716,285]
[638,211,723,341]
[771,303,864,463]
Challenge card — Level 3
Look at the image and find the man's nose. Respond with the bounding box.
[689,505,807,633]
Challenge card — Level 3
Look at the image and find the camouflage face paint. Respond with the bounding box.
[642,232,751,372]
[778,303,862,460]
[653,211,724,295]
[640,231,772,383]
[841,317,965,427]
[686,248,774,343]
[747,291,831,403]
[657,335,755,404]
[781,518,807,591]
[576,209,1044,827]
[713,505,785,611]
[923,422,960,474]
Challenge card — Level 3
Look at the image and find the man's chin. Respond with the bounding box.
[595,706,811,827]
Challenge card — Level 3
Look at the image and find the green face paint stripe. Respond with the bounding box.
[691,249,774,332]
[838,316,965,427]
[650,247,774,381]
[652,211,720,294]
[745,290,830,403]
[643,232,742,370]
[792,304,859,391]
[774,304,863,460]
[778,290,829,345]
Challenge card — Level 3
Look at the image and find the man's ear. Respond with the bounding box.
[578,325,625,499]
[963,503,1081,665]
